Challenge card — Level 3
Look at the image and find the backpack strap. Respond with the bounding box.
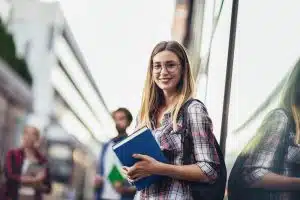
[181,98,225,166]
[181,98,200,165]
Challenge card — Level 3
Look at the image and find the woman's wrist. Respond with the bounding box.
[291,177,300,190]
[153,162,172,176]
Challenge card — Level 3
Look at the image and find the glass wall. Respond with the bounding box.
[204,0,300,173]
[201,0,233,141]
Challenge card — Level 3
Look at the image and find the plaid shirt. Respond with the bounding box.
[229,109,300,200]
[4,148,52,200]
[134,100,220,200]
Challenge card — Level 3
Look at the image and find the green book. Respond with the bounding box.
[108,165,125,185]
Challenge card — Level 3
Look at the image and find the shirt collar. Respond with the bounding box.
[113,134,127,143]
[150,111,172,129]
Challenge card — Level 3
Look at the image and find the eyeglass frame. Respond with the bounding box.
[151,61,181,74]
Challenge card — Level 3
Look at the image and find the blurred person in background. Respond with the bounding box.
[95,108,136,200]
[4,125,52,200]
[228,59,300,200]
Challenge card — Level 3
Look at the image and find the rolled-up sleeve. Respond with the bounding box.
[242,109,289,186]
[187,102,220,182]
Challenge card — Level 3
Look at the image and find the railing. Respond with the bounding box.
[0,58,32,109]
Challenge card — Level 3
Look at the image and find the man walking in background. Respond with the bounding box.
[95,108,136,200]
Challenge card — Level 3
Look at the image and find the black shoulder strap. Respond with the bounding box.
[181,98,199,165]
[181,99,225,165]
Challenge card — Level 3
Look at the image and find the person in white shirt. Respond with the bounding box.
[94,108,136,200]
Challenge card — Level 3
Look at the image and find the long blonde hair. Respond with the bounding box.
[138,41,195,129]
[280,59,300,144]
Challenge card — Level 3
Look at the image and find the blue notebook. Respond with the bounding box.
[112,126,167,190]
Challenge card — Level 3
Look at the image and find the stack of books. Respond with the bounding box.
[19,162,46,199]
[112,126,167,190]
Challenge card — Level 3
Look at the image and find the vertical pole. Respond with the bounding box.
[220,0,239,156]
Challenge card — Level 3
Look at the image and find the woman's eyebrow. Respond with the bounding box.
[153,60,177,64]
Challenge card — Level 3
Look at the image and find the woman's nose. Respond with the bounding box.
[160,66,169,75]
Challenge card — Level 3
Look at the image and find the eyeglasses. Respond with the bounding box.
[152,62,180,74]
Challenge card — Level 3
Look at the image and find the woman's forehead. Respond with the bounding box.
[153,50,179,62]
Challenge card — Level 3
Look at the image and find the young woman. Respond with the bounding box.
[123,41,221,199]
[5,125,51,200]
[228,59,300,200]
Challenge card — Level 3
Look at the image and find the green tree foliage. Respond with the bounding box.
[0,18,32,86]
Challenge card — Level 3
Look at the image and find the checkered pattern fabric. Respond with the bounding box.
[230,109,300,200]
[134,100,220,200]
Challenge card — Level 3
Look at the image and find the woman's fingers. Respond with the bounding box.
[121,166,129,176]
[128,172,151,181]
[127,176,134,183]
[127,165,136,176]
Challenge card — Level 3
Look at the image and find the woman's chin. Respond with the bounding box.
[160,87,177,93]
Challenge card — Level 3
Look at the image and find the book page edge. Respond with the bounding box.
[112,126,148,149]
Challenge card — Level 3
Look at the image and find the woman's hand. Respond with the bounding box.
[21,170,46,186]
[21,175,36,184]
[121,166,134,184]
[126,154,162,181]
[34,170,46,182]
